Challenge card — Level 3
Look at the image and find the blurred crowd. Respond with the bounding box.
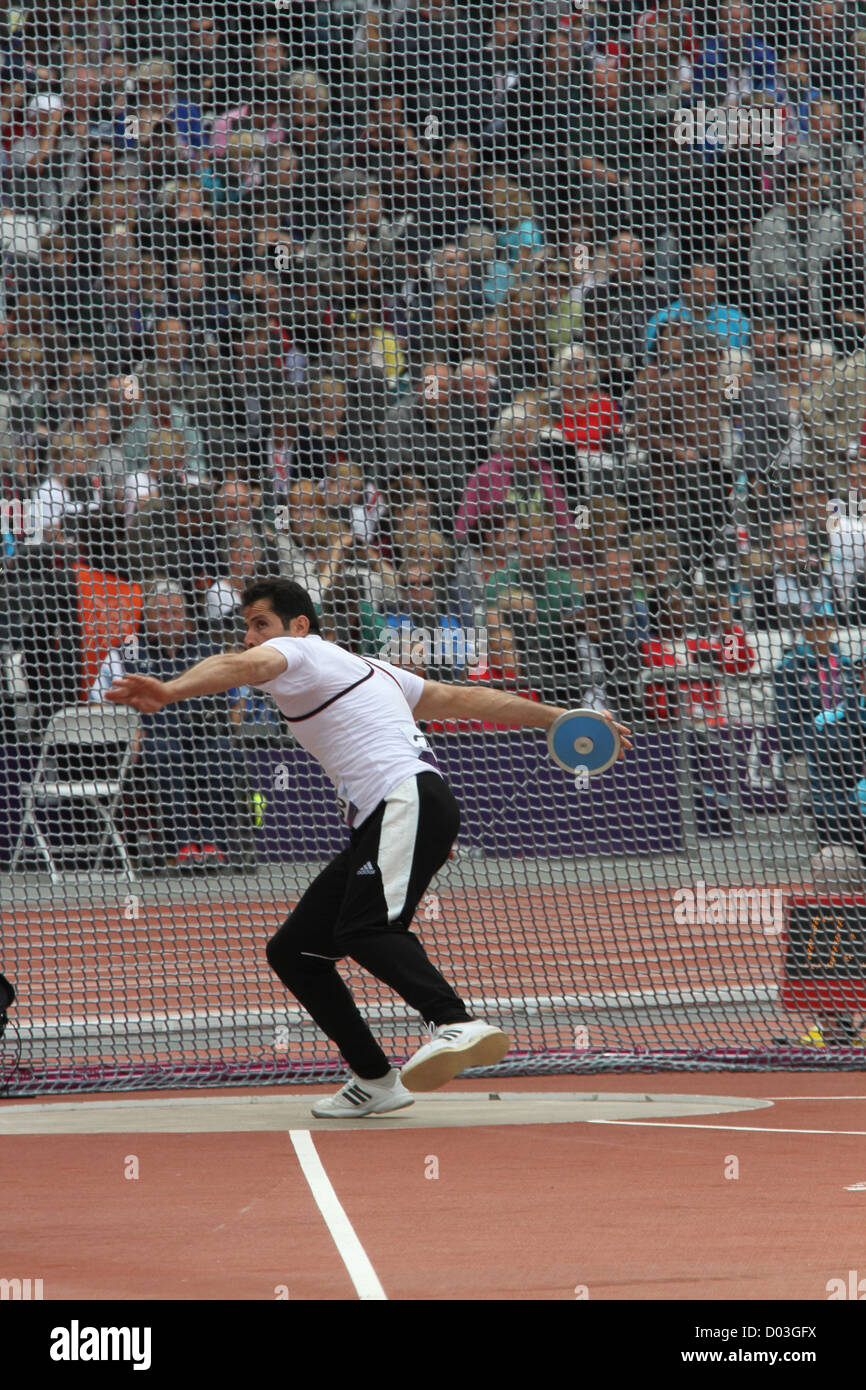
[2,0,866,746]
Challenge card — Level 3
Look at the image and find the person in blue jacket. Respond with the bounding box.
[789,651,866,1046]
[773,599,859,769]
[692,4,776,106]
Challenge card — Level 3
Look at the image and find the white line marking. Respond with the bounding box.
[844,1182,866,1190]
[289,1129,386,1302]
[589,1120,866,1136]
[767,1096,866,1100]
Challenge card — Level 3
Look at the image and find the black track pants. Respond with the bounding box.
[266,772,472,1079]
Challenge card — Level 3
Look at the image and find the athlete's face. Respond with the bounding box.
[243,598,309,647]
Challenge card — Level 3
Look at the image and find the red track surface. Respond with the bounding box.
[3,1073,864,1300]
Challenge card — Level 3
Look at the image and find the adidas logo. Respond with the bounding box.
[342,1083,373,1105]
[356,861,376,876]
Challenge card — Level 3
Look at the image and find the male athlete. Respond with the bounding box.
[107,578,632,1116]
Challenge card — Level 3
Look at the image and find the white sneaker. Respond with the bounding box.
[311,1068,415,1118]
[400,1020,511,1092]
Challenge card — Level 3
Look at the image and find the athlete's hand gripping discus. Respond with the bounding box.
[547,709,631,774]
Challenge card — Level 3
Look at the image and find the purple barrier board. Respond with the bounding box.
[241,730,685,861]
[685,725,789,839]
[0,731,686,867]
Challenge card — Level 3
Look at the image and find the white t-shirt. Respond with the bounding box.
[256,634,440,827]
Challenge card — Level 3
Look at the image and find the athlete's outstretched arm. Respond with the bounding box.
[104,647,288,713]
[413,680,632,750]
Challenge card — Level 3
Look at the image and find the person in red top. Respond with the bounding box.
[550,343,622,498]
[642,587,756,727]
[0,77,30,156]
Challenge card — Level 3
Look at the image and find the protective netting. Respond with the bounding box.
[3,0,866,1096]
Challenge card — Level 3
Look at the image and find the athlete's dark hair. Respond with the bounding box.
[240,577,322,635]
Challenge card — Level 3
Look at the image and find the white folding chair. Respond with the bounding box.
[11,705,141,882]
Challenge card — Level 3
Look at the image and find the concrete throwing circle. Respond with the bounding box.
[0,1092,773,1133]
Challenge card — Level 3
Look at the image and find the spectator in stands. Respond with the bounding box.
[737,324,807,530]
[284,68,344,241]
[820,197,866,355]
[753,515,835,629]
[631,327,736,584]
[274,474,356,614]
[774,45,823,145]
[749,152,828,334]
[573,544,640,717]
[6,85,76,227]
[547,343,622,503]
[387,476,437,568]
[290,373,351,481]
[774,597,856,763]
[581,233,665,397]
[572,58,634,231]
[455,391,574,550]
[350,87,438,225]
[502,281,552,395]
[97,243,149,372]
[209,81,290,160]
[89,580,245,870]
[123,425,193,522]
[237,262,307,380]
[480,174,544,307]
[111,58,204,181]
[468,1,537,156]
[796,654,866,1045]
[383,356,497,534]
[519,14,592,170]
[484,510,587,704]
[826,456,866,619]
[210,314,288,471]
[31,429,102,541]
[142,173,216,261]
[646,260,750,356]
[164,251,223,339]
[800,95,859,186]
[388,0,482,147]
[691,2,775,105]
[800,0,860,102]
[202,127,268,218]
[799,334,863,478]
[122,366,205,478]
[204,529,260,628]
[0,334,46,470]
[122,475,219,585]
[320,459,384,548]
[359,539,470,677]
[77,388,126,492]
[468,312,513,395]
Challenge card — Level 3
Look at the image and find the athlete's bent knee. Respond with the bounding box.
[265,928,329,987]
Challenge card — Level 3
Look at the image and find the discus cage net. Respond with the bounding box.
[2,0,866,1096]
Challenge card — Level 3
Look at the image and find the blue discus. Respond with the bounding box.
[547,709,621,775]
